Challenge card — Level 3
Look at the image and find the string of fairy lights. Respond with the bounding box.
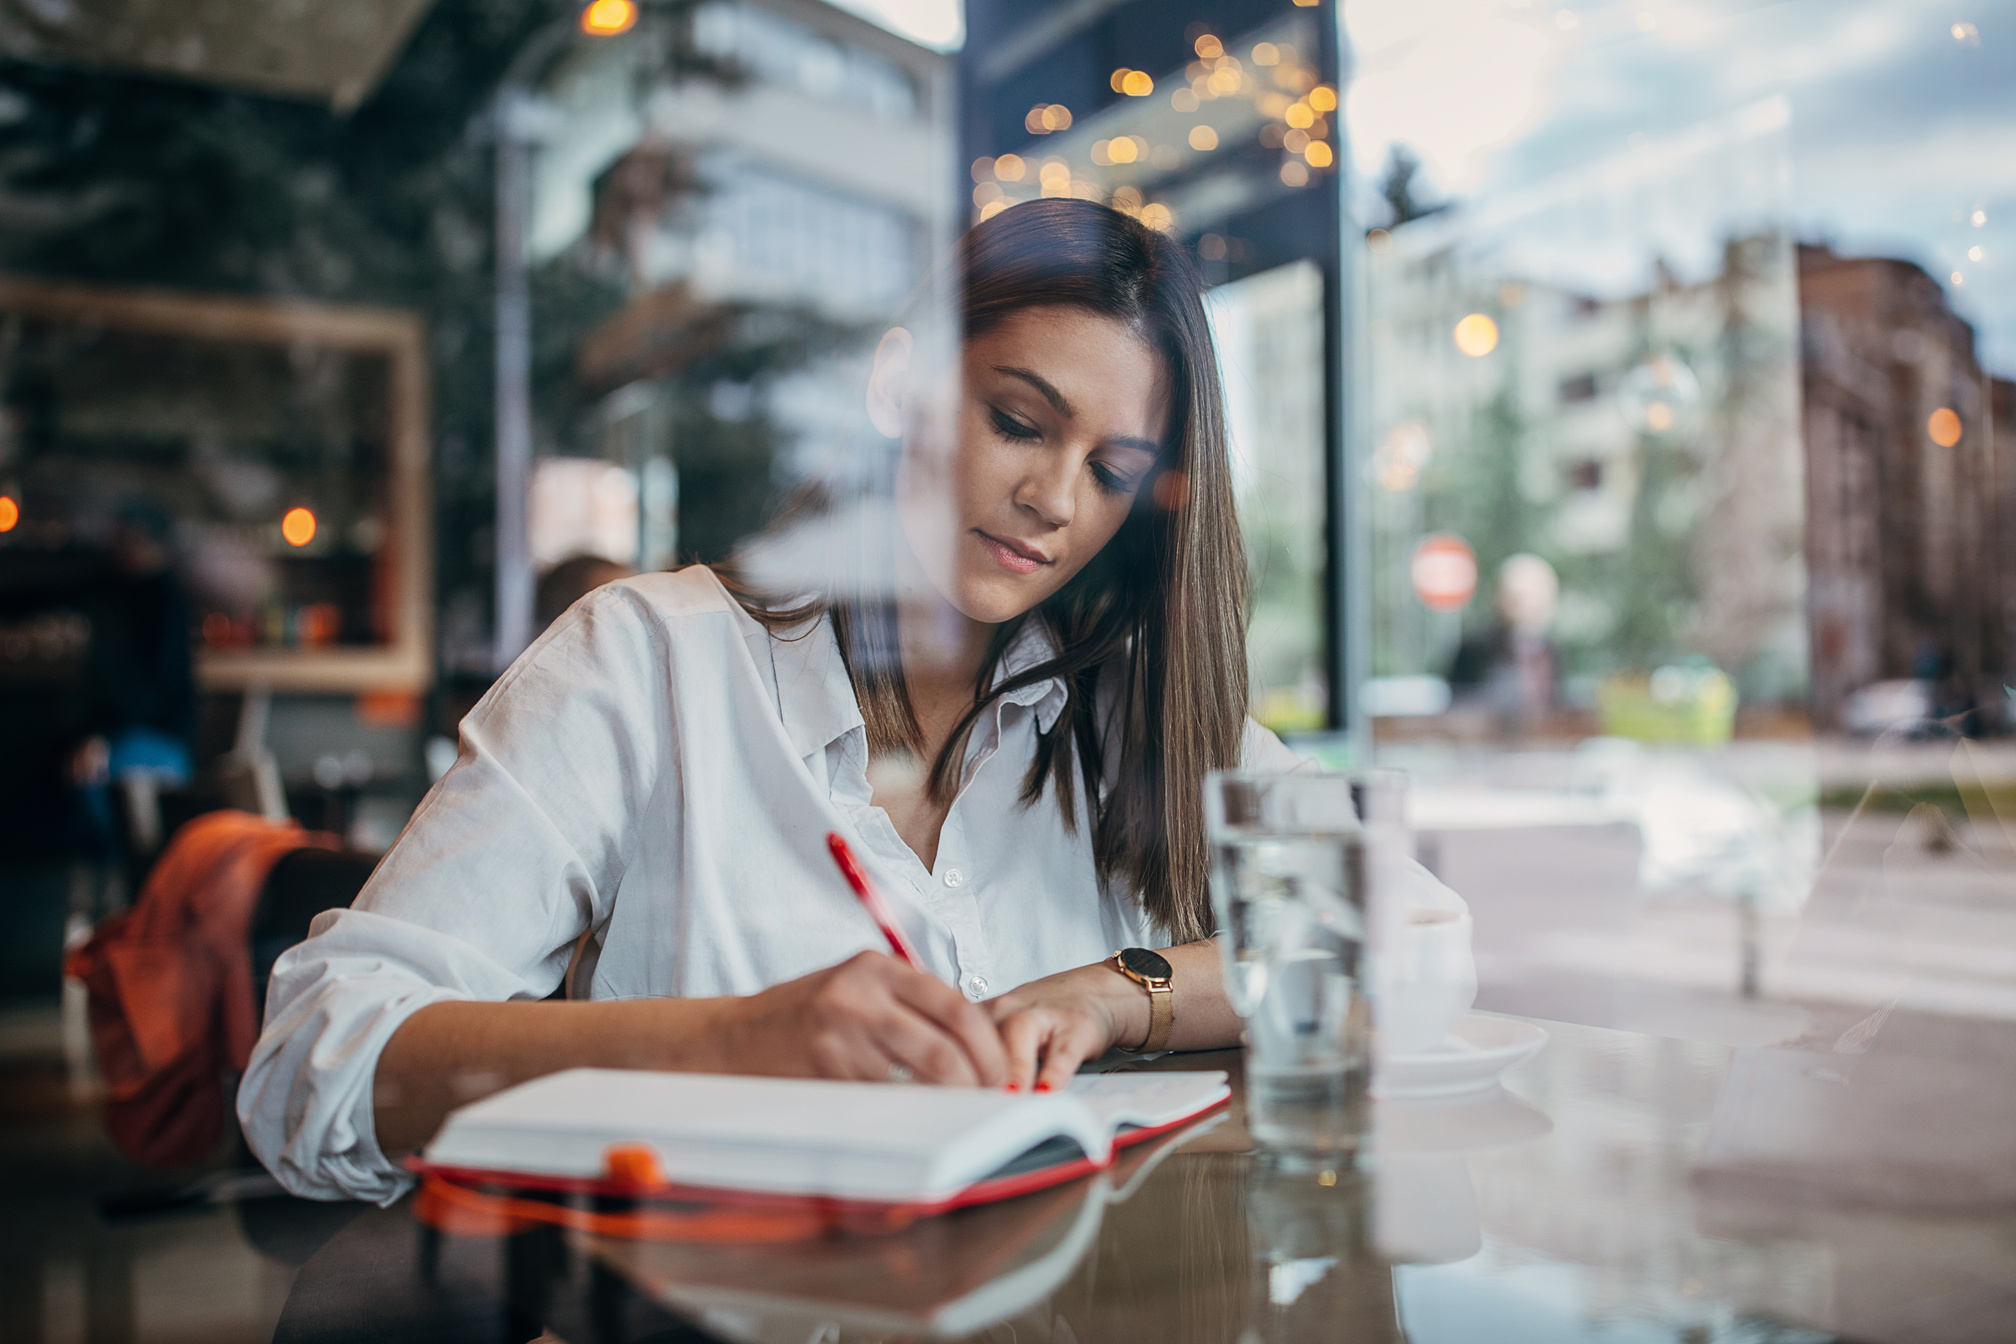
[971,28,1339,234]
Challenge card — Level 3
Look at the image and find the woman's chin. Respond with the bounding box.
[947,570,1052,625]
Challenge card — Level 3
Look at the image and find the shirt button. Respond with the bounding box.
[943,868,965,888]
[966,975,989,998]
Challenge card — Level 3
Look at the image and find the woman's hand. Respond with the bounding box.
[985,961,1148,1093]
[720,951,1011,1088]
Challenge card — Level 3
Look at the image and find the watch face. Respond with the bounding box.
[1118,947,1173,982]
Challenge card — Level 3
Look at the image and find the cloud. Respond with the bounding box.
[1345,1,1558,190]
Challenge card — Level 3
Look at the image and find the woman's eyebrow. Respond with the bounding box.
[992,365,1073,418]
[993,364,1161,457]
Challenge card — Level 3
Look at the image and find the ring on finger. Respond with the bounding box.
[886,1061,913,1084]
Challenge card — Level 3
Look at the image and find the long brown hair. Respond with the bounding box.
[726,199,1247,943]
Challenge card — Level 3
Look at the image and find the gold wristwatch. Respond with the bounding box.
[1107,947,1174,1053]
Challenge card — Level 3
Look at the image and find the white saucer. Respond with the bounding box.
[1373,1014,1549,1100]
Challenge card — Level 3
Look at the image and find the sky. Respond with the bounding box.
[825,0,963,50]
[839,0,2013,372]
[1344,0,2016,372]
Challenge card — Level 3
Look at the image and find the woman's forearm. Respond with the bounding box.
[371,949,1015,1156]
[1159,939,1242,1051]
[372,996,743,1155]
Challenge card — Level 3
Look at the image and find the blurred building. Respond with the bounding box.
[514,0,955,579]
[1799,243,2014,730]
[1368,209,1807,721]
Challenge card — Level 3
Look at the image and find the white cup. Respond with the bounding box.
[1377,908,1477,1057]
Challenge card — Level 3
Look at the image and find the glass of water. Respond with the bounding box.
[1207,770,1406,1162]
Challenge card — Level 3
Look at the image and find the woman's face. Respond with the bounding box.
[881,305,1171,626]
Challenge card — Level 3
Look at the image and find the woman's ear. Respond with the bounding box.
[866,326,914,439]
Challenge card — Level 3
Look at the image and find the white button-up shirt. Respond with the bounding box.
[239,566,1303,1203]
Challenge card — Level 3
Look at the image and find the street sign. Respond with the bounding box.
[1411,533,1478,611]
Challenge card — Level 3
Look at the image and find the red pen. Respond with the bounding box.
[826,831,925,970]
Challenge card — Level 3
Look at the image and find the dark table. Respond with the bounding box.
[274,1014,2016,1343]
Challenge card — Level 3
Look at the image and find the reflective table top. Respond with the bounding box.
[555,1012,2015,1344]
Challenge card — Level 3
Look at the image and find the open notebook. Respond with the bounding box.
[412,1068,1230,1213]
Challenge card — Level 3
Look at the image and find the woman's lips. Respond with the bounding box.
[975,530,1050,575]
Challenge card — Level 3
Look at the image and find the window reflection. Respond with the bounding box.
[0,2,2012,1341]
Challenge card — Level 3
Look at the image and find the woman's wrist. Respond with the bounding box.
[1096,957,1155,1051]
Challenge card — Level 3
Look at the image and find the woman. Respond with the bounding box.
[242,200,1313,1204]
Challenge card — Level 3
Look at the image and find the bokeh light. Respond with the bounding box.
[1308,85,1337,112]
[1195,34,1224,59]
[1026,104,1073,133]
[282,506,318,547]
[1252,43,1280,66]
[579,0,637,37]
[1304,141,1333,168]
[1928,407,1963,447]
[993,154,1025,181]
[1280,161,1310,187]
[1453,313,1500,357]
[1139,202,1174,231]
[1188,125,1218,151]
[0,495,17,532]
[1121,70,1154,96]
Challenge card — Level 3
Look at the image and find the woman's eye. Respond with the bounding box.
[1090,463,1132,495]
[990,407,1041,440]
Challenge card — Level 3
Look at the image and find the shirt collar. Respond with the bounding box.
[768,611,1070,760]
[992,616,1070,735]
[768,614,866,763]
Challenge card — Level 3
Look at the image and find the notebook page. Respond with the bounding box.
[1066,1072,1231,1137]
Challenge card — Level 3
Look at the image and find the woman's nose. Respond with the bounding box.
[1014,456,1076,528]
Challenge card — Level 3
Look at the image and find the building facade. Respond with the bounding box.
[1799,244,2014,729]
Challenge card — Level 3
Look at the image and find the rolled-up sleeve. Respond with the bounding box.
[237,584,672,1203]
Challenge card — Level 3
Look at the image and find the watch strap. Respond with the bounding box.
[1139,982,1174,1053]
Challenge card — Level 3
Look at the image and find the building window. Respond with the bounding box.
[694,154,917,316]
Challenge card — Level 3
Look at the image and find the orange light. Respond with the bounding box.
[580,0,636,37]
[1194,34,1224,59]
[282,507,318,547]
[1453,313,1500,357]
[1303,140,1334,168]
[1188,125,1219,151]
[0,495,16,532]
[1928,407,1963,447]
[1309,85,1338,112]
[993,153,1026,182]
[1121,69,1154,96]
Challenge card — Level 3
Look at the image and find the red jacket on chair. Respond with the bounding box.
[65,810,339,1168]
